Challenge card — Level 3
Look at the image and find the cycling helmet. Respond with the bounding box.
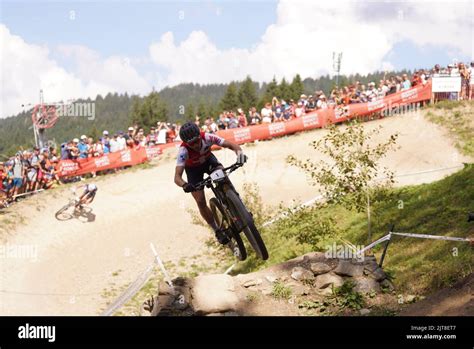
[87,183,97,191]
[179,122,200,143]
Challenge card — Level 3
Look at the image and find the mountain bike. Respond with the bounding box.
[194,162,269,261]
[55,187,89,220]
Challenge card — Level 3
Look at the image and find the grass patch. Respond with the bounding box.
[271,281,292,300]
[227,164,474,297]
[425,100,474,156]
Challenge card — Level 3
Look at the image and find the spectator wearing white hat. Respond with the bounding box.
[102,130,110,154]
[294,101,305,118]
[78,135,88,159]
[237,108,248,127]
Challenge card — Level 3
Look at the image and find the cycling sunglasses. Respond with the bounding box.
[187,136,201,145]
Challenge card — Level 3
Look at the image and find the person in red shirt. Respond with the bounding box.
[237,108,248,127]
[166,125,177,143]
[174,122,247,245]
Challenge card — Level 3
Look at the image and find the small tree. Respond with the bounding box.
[288,120,399,243]
[220,82,239,111]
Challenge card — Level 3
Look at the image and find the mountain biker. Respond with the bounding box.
[75,183,98,209]
[174,121,247,245]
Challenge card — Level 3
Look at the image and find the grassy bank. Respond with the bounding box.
[236,164,473,295]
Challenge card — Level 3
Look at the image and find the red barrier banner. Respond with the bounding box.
[57,81,433,178]
[57,147,148,177]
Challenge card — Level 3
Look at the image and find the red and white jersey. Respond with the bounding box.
[176,132,225,167]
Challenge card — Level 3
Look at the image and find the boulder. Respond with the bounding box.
[380,279,395,292]
[191,274,239,314]
[334,260,365,277]
[310,262,332,275]
[241,279,263,288]
[291,266,315,283]
[353,277,381,294]
[367,267,386,282]
[315,273,344,289]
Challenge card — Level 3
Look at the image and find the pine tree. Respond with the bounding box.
[238,76,258,113]
[278,78,291,101]
[290,74,304,101]
[185,103,195,121]
[220,82,239,111]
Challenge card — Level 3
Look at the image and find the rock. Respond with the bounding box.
[360,308,371,316]
[334,260,365,277]
[316,287,334,296]
[206,311,239,316]
[158,281,176,295]
[191,274,239,314]
[352,277,381,294]
[291,266,315,283]
[364,261,380,273]
[265,275,278,283]
[367,267,386,282]
[380,279,395,292]
[242,279,262,288]
[310,262,332,275]
[406,295,417,303]
[315,273,344,289]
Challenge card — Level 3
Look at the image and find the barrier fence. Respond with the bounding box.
[56,81,433,178]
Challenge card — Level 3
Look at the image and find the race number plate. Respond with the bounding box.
[210,169,225,182]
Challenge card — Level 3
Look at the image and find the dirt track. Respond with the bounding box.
[0,110,471,315]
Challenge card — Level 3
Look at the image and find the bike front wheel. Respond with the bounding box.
[55,201,75,221]
[225,190,268,260]
[209,197,247,261]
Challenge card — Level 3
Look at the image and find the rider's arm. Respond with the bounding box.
[174,166,187,187]
[221,140,243,156]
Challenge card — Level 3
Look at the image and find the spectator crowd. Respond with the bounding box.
[2,61,473,208]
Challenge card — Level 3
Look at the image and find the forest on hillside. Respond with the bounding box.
[0,69,411,159]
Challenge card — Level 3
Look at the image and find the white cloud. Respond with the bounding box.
[0,25,150,118]
[1,0,472,118]
[149,0,472,86]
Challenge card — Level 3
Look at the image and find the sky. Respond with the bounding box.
[0,0,472,118]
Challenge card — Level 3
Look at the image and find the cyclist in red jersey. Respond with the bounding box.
[174,122,247,244]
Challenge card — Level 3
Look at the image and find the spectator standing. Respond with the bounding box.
[11,152,24,198]
[261,103,273,123]
[117,132,127,150]
[228,112,239,129]
[469,62,474,100]
[248,107,261,125]
[294,101,304,118]
[157,122,169,144]
[101,131,110,154]
[167,124,177,142]
[237,108,248,127]
[109,134,120,152]
[78,135,89,158]
[401,74,411,90]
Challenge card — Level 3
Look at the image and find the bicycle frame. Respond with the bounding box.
[195,163,246,232]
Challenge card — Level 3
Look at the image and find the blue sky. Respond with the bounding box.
[1,0,472,117]
[1,1,276,56]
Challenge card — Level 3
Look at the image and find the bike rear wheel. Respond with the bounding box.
[225,190,268,260]
[210,197,247,261]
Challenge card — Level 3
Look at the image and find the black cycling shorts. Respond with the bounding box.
[84,189,97,201]
[185,153,222,188]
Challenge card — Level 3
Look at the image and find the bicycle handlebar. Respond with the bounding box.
[194,162,243,191]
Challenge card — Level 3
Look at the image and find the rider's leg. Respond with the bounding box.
[191,190,218,230]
